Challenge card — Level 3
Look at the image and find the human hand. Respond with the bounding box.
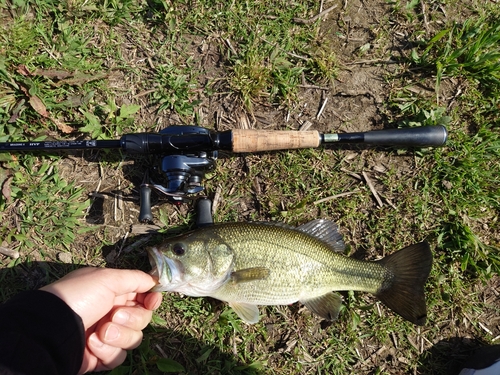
[41,267,162,374]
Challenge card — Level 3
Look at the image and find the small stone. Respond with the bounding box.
[57,252,73,264]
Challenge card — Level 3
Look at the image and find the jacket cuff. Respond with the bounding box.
[0,290,85,375]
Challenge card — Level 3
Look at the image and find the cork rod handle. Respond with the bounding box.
[231,129,321,153]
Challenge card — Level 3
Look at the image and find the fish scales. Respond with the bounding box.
[209,223,388,304]
[148,219,432,325]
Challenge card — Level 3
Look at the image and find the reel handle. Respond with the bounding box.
[195,197,213,228]
[139,185,153,223]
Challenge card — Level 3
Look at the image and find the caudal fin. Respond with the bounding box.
[376,242,432,325]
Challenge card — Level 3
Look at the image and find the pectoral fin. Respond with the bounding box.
[229,302,260,324]
[230,267,270,284]
[300,292,343,321]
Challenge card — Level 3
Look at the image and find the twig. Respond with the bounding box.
[345,59,397,65]
[330,108,345,121]
[239,112,251,129]
[391,332,398,349]
[362,171,383,207]
[114,181,118,221]
[313,189,361,205]
[447,85,463,110]
[0,246,19,259]
[89,192,107,199]
[87,177,103,215]
[133,89,156,99]
[225,38,237,55]
[116,230,130,258]
[131,224,162,234]
[316,97,328,119]
[287,52,309,61]
[212,185,222,215]
[336,89,383,104]
[122,234,152,254]
[299,120,313,131]
[478,321,493,335]
[341,168,362,180]
[383,196,397,210]
[293,4,338,25]
[420,0,430,35]
[155,344,169,359]
[376,301,382,317]
[298,84,330,90]
[253,176,262,195]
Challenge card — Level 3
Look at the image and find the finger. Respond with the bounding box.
[104,269,158,296]
[86,332,128,370]
[143,292,163,310]
[51,268,157,296]
[78,348,98,375]
[111,305,154,331]
[98,321,145,350]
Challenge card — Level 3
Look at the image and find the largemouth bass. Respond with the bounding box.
[148,219,432,325]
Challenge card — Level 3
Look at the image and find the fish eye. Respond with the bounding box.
[172,243,186,256]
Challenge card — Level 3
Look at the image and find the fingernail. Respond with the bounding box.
[89,333,104,348]
[104,325,120,341]
[113,310,130,325]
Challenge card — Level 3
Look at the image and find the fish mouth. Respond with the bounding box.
[147,247,183,292]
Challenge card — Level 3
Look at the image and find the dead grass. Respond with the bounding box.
[1,0,499,374]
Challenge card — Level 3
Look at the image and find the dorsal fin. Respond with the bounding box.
[243,219,345,252]
[297,219,345,252]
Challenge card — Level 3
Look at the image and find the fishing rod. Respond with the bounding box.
[0,125,447,153]
[0,125,448,222]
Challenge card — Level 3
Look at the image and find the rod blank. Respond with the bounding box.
[0,125,447,154]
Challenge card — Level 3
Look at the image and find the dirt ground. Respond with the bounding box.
[2,0,498,374]
[65,0,466,263]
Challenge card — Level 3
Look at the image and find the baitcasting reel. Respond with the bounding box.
[138,126,217,223]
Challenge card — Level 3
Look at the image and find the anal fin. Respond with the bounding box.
[229,302,260,324]
[300,292,342,321]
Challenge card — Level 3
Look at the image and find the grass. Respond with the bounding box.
[1,0,500,374]
[411,15,500,97]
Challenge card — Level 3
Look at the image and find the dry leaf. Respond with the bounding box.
[2,175,13,203]
[0,167,12,203]
[29,95,49,117]
[33,68,73,80]
[55,71,108,87]
[8,99,26,123]
[51,116,74,134]
[0,246,19,259]
[16,64,31,76]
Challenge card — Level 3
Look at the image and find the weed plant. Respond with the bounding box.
[0,0,499,374]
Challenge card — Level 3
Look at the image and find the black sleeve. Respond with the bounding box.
[0,290,85,375]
